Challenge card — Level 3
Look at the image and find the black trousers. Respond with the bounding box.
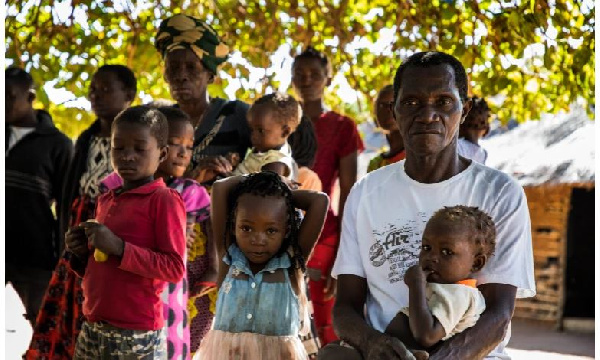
[6,263,53,327]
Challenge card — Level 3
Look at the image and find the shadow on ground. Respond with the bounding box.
[508,319,594,357]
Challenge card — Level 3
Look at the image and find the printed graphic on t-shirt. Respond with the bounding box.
[369,212,429,284]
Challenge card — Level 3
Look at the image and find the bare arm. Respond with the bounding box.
[210,175,245,261]
[402,265,446,347]
[291,189,329,259]
[337,151,358,230]
[334,274,415,359]
[261,161,290,177]
[428,284,516,360]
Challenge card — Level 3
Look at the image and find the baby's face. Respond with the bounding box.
[247,106,288,152]
[418,219,480,284]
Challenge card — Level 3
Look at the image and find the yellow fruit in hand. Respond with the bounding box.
[94,249,108,262]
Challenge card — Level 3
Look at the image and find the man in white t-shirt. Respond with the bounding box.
[318,52,535,360]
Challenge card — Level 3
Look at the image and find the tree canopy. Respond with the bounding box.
[6,0,595,138]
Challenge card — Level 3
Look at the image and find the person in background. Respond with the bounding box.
[230,92,302,179]
[367,85,405,173]
[292,46,364,346]
[155,14,251,185]
[26,64,136,360]
[5,67,73,328]
[457,96,490,164]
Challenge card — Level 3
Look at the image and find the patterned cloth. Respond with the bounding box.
[78,136,112,198]
[155,14,229,75]
[366,150,406,173]
[169,178,216,358]
[73,321,166,360]
[26,137,112,359]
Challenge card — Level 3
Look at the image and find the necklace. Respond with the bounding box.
[191,98,214,131]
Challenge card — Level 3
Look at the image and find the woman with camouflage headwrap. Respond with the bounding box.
[155,14,251,359]
[156,14,251,185]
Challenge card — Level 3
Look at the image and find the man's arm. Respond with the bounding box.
[334,274,415,359]
[428,283,516,360]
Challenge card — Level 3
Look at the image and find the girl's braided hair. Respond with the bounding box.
[224,171,305,271]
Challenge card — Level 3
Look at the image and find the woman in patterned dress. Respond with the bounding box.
[25,65,136,360]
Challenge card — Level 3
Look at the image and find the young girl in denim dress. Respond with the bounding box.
[196,172,329,359]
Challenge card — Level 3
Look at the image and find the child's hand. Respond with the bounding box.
[186,221,197,251]
[412,350,429,360]
[80,221,125,258]
[365,332,417,360]
[323,275,337,301]
[65,226,89,259]
[404,264,428,288]
[189,156,234,183]
[225,152,240,168]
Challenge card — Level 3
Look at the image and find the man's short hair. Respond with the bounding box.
[6,67,34,90]
[393,51,468,103]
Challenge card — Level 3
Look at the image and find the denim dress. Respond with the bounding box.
[195,245,308,359]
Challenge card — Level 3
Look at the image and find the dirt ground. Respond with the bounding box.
[4,284,595,359]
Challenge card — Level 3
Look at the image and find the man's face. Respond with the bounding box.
[6,80,33,125]
[164,48,213,104]
[393,64,471,156]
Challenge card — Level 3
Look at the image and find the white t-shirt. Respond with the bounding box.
[399,282,486,341]
[332,160,535,359]
[458,137,488,164]
[6,126,35,155]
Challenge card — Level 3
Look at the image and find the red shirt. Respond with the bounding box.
[81,178,186,330]
[311,111,364,247]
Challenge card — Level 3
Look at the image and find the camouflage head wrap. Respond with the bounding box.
[155,14,230,75]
